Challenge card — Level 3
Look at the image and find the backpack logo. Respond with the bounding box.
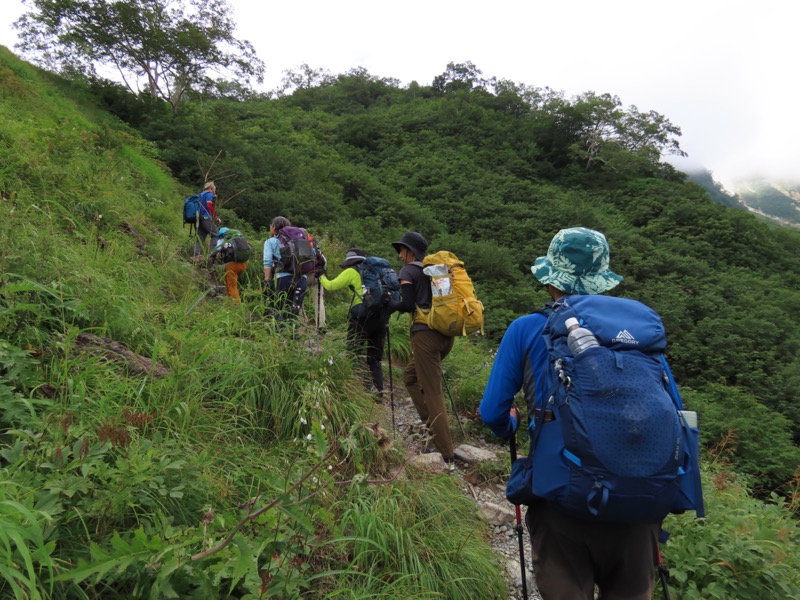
[613,329,639,344]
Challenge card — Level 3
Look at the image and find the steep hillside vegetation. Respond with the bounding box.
[110,63,800,490]
[2,47,800,598]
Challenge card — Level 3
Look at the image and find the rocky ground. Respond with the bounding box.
[377,386,542,600]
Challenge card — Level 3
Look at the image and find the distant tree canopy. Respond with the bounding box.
[15,0,264,113]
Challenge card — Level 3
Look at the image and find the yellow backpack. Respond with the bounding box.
[414,251,484,336]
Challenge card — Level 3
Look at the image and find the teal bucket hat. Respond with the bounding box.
[531,227,623,295]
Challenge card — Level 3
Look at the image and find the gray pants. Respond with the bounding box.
[194,218,218,257]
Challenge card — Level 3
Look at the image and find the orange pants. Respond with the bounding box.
[224,261,247,303]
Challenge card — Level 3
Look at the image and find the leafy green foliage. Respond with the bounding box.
[15,0,265,114]
[664,466,800,599]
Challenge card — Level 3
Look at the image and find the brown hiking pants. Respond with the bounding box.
[526,501,660,600]
[404,329,455,459]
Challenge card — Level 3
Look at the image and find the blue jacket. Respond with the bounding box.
[479,312,550,440]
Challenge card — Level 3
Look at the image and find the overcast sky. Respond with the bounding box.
[1,0,796,189]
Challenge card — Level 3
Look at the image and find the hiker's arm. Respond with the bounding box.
[320,268,358,292]
[207,194,220,222]
[263,237,279,282]
[386,281,415,313]
[479,319,528,439]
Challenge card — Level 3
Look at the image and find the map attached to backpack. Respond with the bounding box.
[515,294,704,523]
[352,256,401,318]
[416,251,484,336]
[277,226,316,276]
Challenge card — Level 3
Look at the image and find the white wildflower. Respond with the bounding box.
[306,434,313,441]
[300,417,307,425]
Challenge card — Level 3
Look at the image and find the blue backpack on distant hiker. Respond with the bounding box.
[352,256,401,318]
[507,294,705,524]
[183,193,209,234]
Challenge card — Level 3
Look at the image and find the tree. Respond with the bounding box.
[568,92,686,174]
[432,61,492,93]
[15,0,264,114]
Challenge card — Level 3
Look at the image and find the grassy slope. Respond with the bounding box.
[1,47,799,599]
[0,47,508,599]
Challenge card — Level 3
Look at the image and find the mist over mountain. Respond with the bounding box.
[686,169,800,228]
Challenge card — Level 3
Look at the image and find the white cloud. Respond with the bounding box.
[2,0,797,188]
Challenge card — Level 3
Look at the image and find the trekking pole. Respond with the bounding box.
[509,432,529,600]
[657,546,671,600]
[386,322,395,433]
[316,275,322,331]
[442,373,466,438]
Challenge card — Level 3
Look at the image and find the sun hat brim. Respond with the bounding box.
[340,256,365,268]
[531,258,622,295]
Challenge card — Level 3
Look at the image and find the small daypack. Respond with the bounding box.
[216,229,252,263]
[414,251,484,336]
[507,295,705,524]
[183,194,208,231]
[277,226,316,276]
[231,236,252,262]
[352,256,401,318]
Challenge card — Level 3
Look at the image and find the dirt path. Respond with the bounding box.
[378,385,542,600]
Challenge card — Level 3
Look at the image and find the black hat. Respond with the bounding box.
[340,248,366,268]
[391,232,429,261]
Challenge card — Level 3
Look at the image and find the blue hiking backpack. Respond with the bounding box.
[183,193,209,233]
[507,295,704,524]
[352,257,401,318]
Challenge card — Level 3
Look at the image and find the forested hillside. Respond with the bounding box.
[106,62,800,491]
[2,43,800,599]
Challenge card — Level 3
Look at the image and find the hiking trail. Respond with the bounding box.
[378,383,542,600]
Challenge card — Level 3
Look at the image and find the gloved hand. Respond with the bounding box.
[385,297,402,314]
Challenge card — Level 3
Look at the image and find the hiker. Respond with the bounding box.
[210,227,251,304]
[479,227,662,600]
[388,232,456,471]
[194,181,221,261]
[319,249,389,398]
[262,216,308,331]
